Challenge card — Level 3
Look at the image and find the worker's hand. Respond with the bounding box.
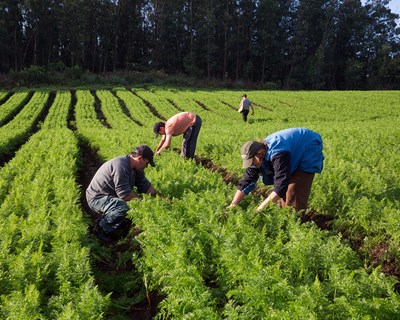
[226,202,237,209]
[256,192,278,213]
[155,151,161,156]
[257,202,270,212]
[255,202,268,213]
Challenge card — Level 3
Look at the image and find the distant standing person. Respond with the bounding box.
[86,145,158,244]
[153,112,202,159]
[227,128,324,212]
[238,94,254,122]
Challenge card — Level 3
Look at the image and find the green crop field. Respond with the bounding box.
[0,88,399,319]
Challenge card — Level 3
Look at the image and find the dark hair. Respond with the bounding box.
[131,145,155,167]
[153,122,165,136]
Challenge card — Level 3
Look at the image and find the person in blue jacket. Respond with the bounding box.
[227,128,324,212]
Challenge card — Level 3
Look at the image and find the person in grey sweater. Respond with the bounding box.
[86,145,158,244]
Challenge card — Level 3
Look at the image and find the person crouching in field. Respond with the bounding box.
[86,145,158,244]
[153,111,202,159]
[227,128,324,212]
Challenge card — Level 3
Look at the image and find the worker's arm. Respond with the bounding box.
[255,191,280,212]
[155,134,172,155]
[227,190,245,208]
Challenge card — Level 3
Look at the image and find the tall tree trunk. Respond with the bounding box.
[33,29,37,66]
[190,0,193,55]
[262,47,266,82]
[236,19,240,81]
[222,0,228,81]
[14,26,18,71]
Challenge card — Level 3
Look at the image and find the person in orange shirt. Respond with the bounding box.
[153,112,202,159]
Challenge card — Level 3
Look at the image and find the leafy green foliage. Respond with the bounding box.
[1,88,400,319]
[0,91,108,318]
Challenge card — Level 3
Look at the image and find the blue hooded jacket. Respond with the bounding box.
[239,128,324,196]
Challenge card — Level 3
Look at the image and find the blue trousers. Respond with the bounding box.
[88,195,131,238]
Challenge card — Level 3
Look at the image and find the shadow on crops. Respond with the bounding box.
[247,117,274,123]
[131,88,167,121]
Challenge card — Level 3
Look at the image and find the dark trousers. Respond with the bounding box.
[280,170,315,211]
[242,110,249,122]
[181,115,202,158]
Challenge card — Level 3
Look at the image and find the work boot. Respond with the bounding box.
[93,223,118,245]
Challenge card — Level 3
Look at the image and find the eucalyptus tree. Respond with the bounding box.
[0,1,24,71]
[146,0,192,72]
[286,0,334,88]
[19,0,61,67]
[182,0,217,79]
[231,0,256,81]
[56,0,93,69]
[253,0,294,84]
[0,0,399,89]
[220,0,235,80]
[331,0,367,89]
[114,0,149,70]
[363,0,400,88]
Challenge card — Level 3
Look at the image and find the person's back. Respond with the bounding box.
[154,112,202,158]
[264,128,324,174]
[86,155,150,203]
[86,145,157,244]
[165,112,197,136]
[242,97,252,110]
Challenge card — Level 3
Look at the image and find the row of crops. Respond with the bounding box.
[0,87,399,319]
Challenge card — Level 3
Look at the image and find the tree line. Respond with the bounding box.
[0,0,399,89]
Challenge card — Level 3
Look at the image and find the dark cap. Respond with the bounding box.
[240,141,262,168]
[153,122,165,137]
[133,145,155,167]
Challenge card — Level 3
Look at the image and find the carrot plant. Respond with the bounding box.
[129,149,400,318]
[0,91,108,318]
[115,87,160,125]
[0,91,48,157]
[1,88,400,319]
[41,90,71,129]
[0,91,31,126]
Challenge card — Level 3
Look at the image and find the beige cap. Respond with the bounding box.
[241,141,262,168]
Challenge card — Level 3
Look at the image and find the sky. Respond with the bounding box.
[361,0,400,16]
[388,0,400,16]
